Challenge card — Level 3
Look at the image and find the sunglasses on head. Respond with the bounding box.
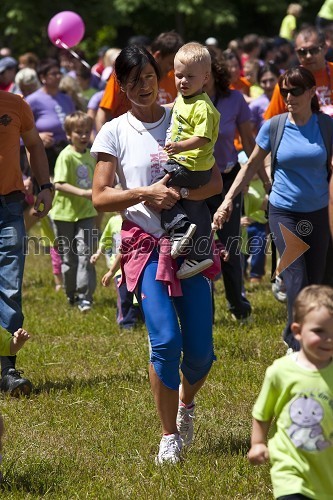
[296,46,322,57]
[280,87,306,98]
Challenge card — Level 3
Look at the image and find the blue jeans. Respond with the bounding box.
[0,199,26,374]
[245,222,267,278]
[269,204,329,350]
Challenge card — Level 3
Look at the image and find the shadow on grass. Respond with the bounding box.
[1,461,60,495]
[34,371,148,395]
[199,430,251,457]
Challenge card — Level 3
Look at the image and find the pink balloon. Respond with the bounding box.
[48,11,85,48]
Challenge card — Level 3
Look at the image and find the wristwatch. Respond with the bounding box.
[39,182,55,194]
[180,187,190,199]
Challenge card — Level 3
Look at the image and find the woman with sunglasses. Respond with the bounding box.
[213,66,332,351]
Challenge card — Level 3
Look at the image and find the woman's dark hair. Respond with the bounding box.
[278,66,320,113]
[115,45,160,88]
[258,62,280,82]
[36,58,60,80]
[206,46,231,98]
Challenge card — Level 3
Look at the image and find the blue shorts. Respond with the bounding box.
[137,251,215,390]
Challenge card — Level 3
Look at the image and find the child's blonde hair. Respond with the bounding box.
[175,42,211,73]
[64,111,94,135]
[293,285,333,323]
[287,3,302,16]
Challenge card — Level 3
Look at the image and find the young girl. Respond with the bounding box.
[248,285,333,499]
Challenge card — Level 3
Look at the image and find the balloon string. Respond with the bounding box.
[56,39,91,69]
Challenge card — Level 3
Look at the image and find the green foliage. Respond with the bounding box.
[0,0,326,61]
[0,222,286,497]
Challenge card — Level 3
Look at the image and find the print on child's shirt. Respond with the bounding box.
[287,394,332,452]
[76,164,92,189]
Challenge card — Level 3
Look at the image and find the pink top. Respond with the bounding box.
[120,220,221,297]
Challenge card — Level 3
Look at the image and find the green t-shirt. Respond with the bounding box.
[0,328,12,356]
[318,0,333,20]
[50,145,97,222]
[253,355,333,499]
[99,214,122,265]
[279,14,297,40]
[241,178,267,254]
[169,92,220,171]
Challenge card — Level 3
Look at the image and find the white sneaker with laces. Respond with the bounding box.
[171,224,197,259]
[176,258,213,279]
[177,403,195,446]
[155,433,182,464]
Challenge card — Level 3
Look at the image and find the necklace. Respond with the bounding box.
[126,108,166,135]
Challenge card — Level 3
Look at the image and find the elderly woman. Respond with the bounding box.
[91,45,222,464]
[213,66,333,351]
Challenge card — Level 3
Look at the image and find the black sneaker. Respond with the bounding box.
[0,369,32,397]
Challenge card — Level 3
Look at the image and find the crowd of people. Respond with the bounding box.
[1,1,333,497]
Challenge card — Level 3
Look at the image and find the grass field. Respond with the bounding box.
[0,222,287,499]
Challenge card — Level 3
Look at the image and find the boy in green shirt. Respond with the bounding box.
[50,112,97,313]
[159,42,220,279]
[249,285,333,499]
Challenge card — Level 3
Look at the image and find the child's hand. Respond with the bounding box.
[241,216,252,227]
[82,189,93,199]
[10,328,30,355]
[248,443,269,465]
[102,270,113,287]
[213,199,233,229]
[90,253,99,264]
[220,249,229,262]
[164,142,182,155]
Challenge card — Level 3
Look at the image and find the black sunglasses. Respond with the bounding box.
[296,46,322,57]
[280,87,306,98]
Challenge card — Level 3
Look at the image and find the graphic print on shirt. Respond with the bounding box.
[287,395,331,451]
[150,141,168,180]
[76,164,92,189]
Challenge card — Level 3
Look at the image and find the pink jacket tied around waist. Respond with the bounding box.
[120,220,221,297]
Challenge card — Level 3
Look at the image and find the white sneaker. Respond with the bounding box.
[171,224,197,259]
[272,276,287,303]
[155,433,182,464]
[177,403,195,446]
[78,299,92,313]
[176,258,213,279]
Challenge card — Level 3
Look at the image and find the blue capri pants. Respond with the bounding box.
[137,251,215,390]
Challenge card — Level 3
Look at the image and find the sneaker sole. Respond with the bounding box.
[177,259,213,279]
[171,224,197,259]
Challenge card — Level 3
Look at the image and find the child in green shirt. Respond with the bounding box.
[50,111,97,313]
[158,42,220,280]
[249,285,333,499]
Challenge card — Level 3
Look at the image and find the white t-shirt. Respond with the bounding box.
[91,108,171,237]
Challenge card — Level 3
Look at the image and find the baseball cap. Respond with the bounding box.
[0,57,17,74]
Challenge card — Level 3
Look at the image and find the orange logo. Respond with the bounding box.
[275,223,310,277]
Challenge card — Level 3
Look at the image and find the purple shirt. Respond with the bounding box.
[87,90,103,111]
[249,94,270,132]
[26,89,75,143]
[213,90,251,172]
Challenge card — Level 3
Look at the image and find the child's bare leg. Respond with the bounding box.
[10,328,30,355]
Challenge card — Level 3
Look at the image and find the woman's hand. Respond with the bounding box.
[145,174,180,211]
[212,198,233,229]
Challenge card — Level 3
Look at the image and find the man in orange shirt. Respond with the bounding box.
[96,31,183,131]
[265,26,333,118]
[0,91,53,396]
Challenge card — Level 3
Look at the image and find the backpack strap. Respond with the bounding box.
[317,112,333,176]
[269,112,288,183]
[268,113,287,282]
